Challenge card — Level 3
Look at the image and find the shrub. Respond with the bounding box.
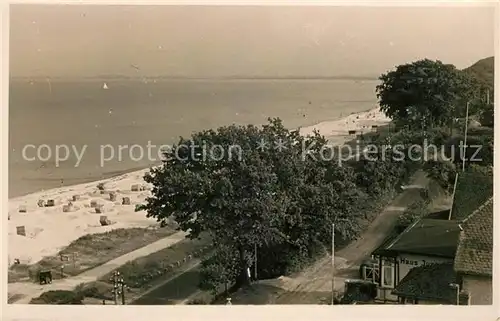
[79,281,114,300]
[30,290,84,305]
[423,160,457,194]
[102,235,212,289]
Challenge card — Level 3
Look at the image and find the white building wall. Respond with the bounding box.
[462,275,492,305]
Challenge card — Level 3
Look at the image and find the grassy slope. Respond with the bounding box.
[9,227,177,283]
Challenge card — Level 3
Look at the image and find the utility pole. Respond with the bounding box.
[421,114,427,163]
[331,223,335,305]
[448,173,459,220]
[254,243,258,281]
[462,101,470,172]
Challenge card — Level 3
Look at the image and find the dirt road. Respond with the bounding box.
[229,171,430,304]
[9,231,188,304]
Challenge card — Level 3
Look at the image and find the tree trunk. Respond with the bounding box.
[236,245,250,287]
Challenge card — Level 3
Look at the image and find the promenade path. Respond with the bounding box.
[9,231,188,304]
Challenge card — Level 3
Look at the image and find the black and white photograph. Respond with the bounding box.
[4,2,497,312]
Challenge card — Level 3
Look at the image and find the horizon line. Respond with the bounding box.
[10,75,379,80]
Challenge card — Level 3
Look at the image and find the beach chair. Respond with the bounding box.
[16,226,26,236]
[100,215,112,226]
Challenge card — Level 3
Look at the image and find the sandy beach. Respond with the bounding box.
[299,107,391,145]
[8,108,390,266]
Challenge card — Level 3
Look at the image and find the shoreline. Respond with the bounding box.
[8,107,390,265]
[8,107,384,201]
[294,106,374,132]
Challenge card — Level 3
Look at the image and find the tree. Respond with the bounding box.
[376,59,479,132]
[139,119,367,288]
[443,133,493,168]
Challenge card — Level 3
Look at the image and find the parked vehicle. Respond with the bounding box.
[38,270,52,285]
[340,279,378,304]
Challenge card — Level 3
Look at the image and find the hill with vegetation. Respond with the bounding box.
[463,56,494,90]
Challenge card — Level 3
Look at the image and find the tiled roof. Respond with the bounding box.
[454,198,493,276]
[392,263,456,302]
[450,169,493,221]
[372,219,461,258]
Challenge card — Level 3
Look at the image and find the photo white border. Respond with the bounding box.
[1,1,499,320]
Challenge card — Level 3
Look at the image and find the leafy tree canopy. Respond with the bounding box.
[376,59,480,129]
[139,119,368,286]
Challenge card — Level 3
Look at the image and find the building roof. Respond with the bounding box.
[450,168,493,221]
[372,219,461,258]
[454,198,493,277]
[392,263,456,302]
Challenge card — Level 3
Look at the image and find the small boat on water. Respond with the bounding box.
[103,82,109,89]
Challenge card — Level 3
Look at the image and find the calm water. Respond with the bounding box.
[9,78,378,197]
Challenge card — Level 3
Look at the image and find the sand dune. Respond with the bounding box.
[8,108,390,266]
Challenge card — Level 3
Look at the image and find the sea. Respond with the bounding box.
[9,78,379,198]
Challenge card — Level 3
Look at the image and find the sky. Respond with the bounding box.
[9,4,496,78]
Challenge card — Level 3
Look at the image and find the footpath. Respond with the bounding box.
[9,231,188,304]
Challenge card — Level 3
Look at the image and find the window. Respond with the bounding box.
[381,264,394,288]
